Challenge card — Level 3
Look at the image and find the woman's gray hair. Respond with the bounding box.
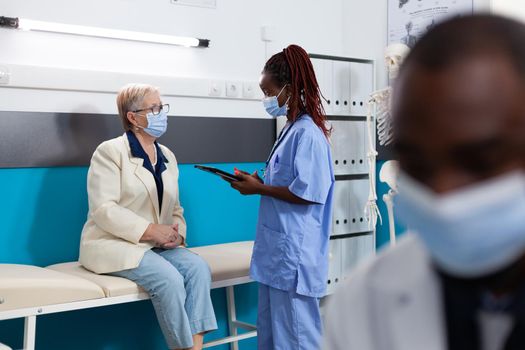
[116,83,159,131]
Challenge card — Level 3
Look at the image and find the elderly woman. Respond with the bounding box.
[79,83,217,350]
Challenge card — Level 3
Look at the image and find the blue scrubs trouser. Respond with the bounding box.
[257,283,322,350]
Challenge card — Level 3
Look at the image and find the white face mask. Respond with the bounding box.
[395,170,525,278]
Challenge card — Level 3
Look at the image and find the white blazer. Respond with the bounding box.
[323,234,446,350]
[79,134,186,274]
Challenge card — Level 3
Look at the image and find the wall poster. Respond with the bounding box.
[388,0,474,47]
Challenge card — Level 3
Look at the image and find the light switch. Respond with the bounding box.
[242,81,256,98]
[0,66,10,85]
[260,25,276,42]
[209,80,223,97]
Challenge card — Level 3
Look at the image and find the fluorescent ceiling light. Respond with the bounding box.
[0,16,210,48]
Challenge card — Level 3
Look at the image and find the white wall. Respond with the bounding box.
[0,0,347,117]
[491,0,525,21]
[341,0,494,92]
[0,0,506,118]
[342,1,388,90]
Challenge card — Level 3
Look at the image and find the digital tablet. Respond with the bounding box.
[194,165,241,182]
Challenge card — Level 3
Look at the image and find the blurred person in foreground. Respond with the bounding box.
[324,15,525,350]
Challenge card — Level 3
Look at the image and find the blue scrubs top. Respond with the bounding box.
[250,115,335,298]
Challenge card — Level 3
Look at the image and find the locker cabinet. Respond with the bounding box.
[341,234,375,280]
[350,62,374,116]
[330,120,368,175]
[326,239,342,295]
[332,61,351,115]
[312,56,374,117]
[311,58,334,115]
[332,179,370,236]
[309,54,376,295]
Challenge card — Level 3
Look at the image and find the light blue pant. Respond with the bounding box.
[257,283,322,350]
[109,247,218,349]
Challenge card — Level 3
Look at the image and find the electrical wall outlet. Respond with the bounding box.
[0,66,10,84]
[226,81,241,98]
[242,81,257,98]
[209,80,223,97]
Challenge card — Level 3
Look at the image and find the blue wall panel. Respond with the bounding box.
[0,163,262,350]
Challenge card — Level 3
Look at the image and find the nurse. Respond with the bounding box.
[230,44,335,349]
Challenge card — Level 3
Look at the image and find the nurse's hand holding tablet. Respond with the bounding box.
[229,169,262,194]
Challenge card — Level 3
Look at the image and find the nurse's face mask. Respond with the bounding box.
[262,85,290,118]
[395,170,525,278]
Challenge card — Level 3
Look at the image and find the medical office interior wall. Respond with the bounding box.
[0,0,391,349]
[0,0,349,117]
[1,0,497,348]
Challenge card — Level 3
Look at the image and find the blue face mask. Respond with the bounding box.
[395,170,525,278]
[262,85,289,117]
[139,110,168,138]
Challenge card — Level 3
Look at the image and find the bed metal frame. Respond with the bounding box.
[0,276,257,350]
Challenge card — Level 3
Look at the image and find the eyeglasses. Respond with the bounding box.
[132,103,170,115]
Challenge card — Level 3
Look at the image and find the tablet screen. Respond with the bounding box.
[194,165,240,182]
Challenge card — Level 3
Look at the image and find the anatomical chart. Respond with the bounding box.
[388,0,474,47]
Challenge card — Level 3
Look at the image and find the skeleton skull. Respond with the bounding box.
[385,43,410,80]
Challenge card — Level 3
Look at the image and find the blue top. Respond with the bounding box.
[250,115,335,298]
[126,131,168,211]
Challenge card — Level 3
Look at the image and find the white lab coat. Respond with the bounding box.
[323,233,447,350]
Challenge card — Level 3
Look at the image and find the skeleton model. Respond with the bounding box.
[380,160,399,245]
[365,43,410,245]
[374,43,410,147]
[365,99,381,231]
